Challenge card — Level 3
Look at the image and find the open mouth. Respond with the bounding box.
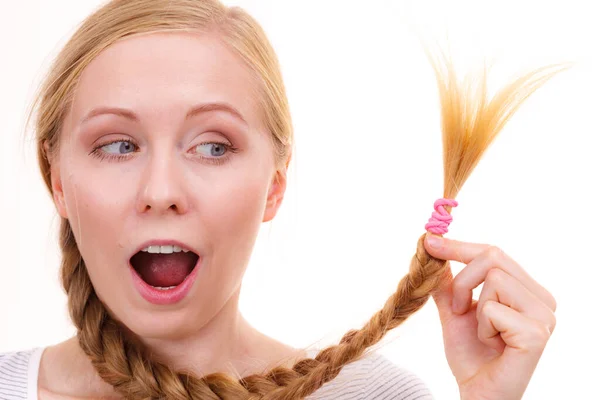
[130,245,199,290]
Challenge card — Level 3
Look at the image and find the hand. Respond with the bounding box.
[423,233,557,400]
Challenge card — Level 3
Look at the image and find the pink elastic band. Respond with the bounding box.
[425,198,458,235]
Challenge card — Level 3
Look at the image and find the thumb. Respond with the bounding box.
[432,268,455,323]
[425,234,455,323]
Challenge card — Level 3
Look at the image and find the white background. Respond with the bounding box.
[1,0,599,398]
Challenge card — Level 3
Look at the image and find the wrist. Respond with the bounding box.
[460,389,522,400]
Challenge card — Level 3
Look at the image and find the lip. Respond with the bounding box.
[128,239,201,306]
[129,256,201,305]
[130,239,198,258]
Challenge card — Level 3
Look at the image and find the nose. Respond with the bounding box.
[136,151,189,215]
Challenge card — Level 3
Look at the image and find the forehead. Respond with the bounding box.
[67,31,262,130]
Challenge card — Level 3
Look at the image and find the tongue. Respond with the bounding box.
[131,252,197,287]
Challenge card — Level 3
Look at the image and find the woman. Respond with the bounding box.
[0,0,557,399]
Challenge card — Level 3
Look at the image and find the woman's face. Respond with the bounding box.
[49,32,286,339]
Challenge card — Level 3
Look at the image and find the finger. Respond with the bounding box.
[479,301,549,396]
[479,300,551,366]
[424,233,490,265]
[435,241,557,315]
[430,263,456,323]
[476,268,557,334]
[476,304,506,353]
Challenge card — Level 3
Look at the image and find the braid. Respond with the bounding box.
[57,62,567,398]
[60,208,445,399]
[40,2,567,398]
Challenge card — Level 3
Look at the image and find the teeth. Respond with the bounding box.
[147,245,160,254]
[141,245,191,254]
[153,285,177,290]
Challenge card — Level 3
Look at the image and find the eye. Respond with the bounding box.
[191,141,239,166]
[90,139,138,161]
[194,142,228,157]
[99,140,137,155]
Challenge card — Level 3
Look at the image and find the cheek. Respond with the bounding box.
[195,176,267,299]
[61,168,129,261]
[200,172,268,283]
[61,171,134,309]
[204,175,267,246]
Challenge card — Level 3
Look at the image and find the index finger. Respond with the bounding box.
[425,234,557,314]
[424,233,490,264]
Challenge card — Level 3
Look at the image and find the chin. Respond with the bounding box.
[117,305,211,341]
[92,249,239,342]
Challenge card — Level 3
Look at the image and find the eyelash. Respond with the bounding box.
[89,138,238,166]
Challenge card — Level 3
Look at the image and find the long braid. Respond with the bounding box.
[35,1,568,398]
[60,208,448,399]
[54,58,565,400]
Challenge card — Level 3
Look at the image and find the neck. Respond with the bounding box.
[40,288,306,398]
[141,288,260,376]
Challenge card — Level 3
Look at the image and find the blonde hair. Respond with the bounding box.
[28,0,566,398]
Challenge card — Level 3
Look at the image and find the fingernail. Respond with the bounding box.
[427,235,443,249]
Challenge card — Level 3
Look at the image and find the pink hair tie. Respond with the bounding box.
[425,198,458,235]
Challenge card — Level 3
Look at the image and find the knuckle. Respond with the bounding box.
[547,311,557,334]
[486,245,506,261]
[480,299,496,316]
[548,293,558,312]
[530,321,552,345]
[486,268,505,285]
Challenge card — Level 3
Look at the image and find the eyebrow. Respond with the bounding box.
[79,102,248,126]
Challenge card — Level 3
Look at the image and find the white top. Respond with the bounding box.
[0,348,44,400]
[0,347,434,399]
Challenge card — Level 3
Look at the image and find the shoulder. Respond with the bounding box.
[307,350,434,400]
[360,352,434,400]
[0,348,44,400]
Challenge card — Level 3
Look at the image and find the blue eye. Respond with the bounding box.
[90,139,237,165]
[101,140,136,155]
[194,142,229,158]
[192,141,238,166]
[90,139,139,162]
